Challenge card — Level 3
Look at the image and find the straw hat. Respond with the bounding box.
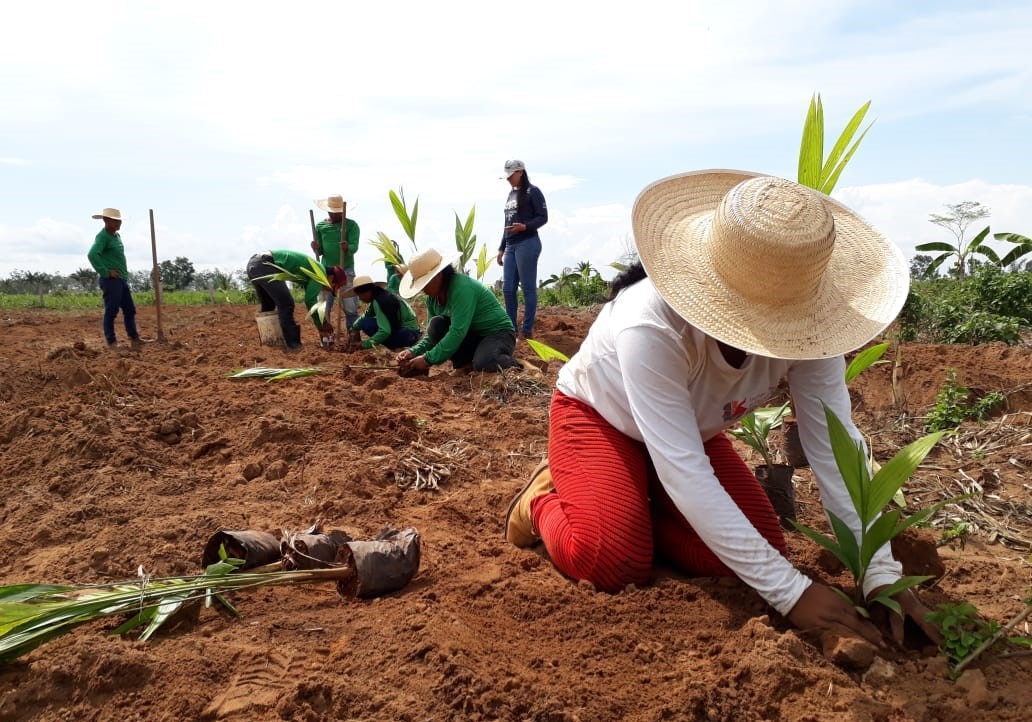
[91,208,123,221]
[315,195,348,213]
[631,169,909,360]
[398,248,459,299]
[340,274,387,298]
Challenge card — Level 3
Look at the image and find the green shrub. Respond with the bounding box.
[926,371,1007,432]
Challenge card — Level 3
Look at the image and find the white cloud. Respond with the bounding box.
[836,179,1032,260]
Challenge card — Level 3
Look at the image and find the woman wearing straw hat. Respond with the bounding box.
[395,248,521,376]
[312,194,361,330]
[343,274,422,350]
[497,159,548,341]
[504,170,941,645]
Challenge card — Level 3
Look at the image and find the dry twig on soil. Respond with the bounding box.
[392,439,471,491]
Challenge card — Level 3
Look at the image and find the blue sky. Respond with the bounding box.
[1,0,1029,285]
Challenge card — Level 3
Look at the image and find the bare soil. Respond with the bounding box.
[0,304,1029,722]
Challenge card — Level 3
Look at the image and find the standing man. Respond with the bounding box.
[311,194,360,330]
[87,208,143,350]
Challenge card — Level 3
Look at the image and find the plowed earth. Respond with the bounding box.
[0,304,1029,722]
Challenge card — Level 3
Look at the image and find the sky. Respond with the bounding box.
[1,0,1030,286]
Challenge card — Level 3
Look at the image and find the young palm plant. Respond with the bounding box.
[797,94,873,194]
[792,403,950,613]
[254,258,333,325]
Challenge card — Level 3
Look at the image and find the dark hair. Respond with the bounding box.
[607,261,648,300]
[515,171,532,214]
[439,263,456,287]
[370,285,403,331]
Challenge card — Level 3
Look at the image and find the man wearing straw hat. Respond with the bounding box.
[312,194,361,331]
[504,170,942,646]
[395,248,521,376]
[87,208,144,350]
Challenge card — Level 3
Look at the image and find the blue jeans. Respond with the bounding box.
[99,276,139,345]
[502,235,541,336]
[335,268,360,330]
[356,316,422,350]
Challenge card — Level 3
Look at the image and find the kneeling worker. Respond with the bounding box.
[395,248,521,376]
[345,274,422,350]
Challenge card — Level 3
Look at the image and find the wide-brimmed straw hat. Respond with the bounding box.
[340,274,387,298]
[398,248,459,299]
[631,169,909,360]
[315,195,348,213]
[91,208,123,221]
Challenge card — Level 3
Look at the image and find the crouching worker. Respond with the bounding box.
[504,170,943,647]
[344,274,422,350]
[395,248,521,377]
[246,249,348,351]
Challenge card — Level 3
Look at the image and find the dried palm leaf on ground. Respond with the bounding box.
[228,367,325,381]
[392,439,471,491]
[0,556,355,664]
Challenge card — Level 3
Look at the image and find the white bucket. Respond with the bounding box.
[256,311,285,346]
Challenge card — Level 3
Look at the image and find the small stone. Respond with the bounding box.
[241,462,263,481]
[822,633,876,671]
[862,656,896,686]
[956,668,993,708]
[265,460,289,480]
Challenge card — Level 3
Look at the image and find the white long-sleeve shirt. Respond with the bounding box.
[556,279,902,614]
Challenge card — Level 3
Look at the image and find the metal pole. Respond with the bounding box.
[149,209,166,342]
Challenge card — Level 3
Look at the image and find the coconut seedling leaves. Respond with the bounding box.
[389,188,419,246]
[299,258,331,289]
[845,342,889,384]
[792,402,948,608]
[526,339,569,364]
[475,244,490,281]
[797,94,873,195]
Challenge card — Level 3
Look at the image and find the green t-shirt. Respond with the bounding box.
[351,293,420,349]
[270,249,330,329]
[87,229,129,279]
[314,219,360,269]
[408,273,514,365]
[386,261,402,293]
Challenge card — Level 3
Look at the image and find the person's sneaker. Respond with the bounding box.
[504,459,554,547]
[130,337,146,350]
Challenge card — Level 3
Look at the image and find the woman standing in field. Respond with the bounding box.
[504,170,941,645]
[496,159,548,341]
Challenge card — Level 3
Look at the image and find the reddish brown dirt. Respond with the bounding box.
[0,304,1029,722]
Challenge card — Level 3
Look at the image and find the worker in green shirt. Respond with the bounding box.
[395,248,521,376]
[311,194,360,330]
[343,274,422,350]
[246,250,348,351]
[87,207,143,349]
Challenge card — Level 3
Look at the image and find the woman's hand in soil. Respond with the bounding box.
[396,349,414,364]
[867,586,943,646]
[787,583,885,648]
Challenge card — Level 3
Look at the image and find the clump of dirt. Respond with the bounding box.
[0,303,1028,722]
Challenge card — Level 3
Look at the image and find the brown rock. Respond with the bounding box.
[242,462,263,481]
[821,633,876,671]
[265,460,289,480]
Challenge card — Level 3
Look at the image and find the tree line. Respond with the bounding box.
[0,258,248,296]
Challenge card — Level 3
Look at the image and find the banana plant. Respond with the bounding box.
[791,403,951,612]
[798,94,873,194]
[992,232,1032,269]
[916,225,1000,278]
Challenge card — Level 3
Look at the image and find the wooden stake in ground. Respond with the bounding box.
[148,209,166,342]
[308,209,318,252]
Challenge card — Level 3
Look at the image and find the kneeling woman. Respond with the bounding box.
[395,248,521,376]
[504,170,942,646]
[345,274,422,350]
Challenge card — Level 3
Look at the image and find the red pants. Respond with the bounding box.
[534,391,787,592]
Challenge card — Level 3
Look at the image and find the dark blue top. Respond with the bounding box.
[499,184,548,251]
